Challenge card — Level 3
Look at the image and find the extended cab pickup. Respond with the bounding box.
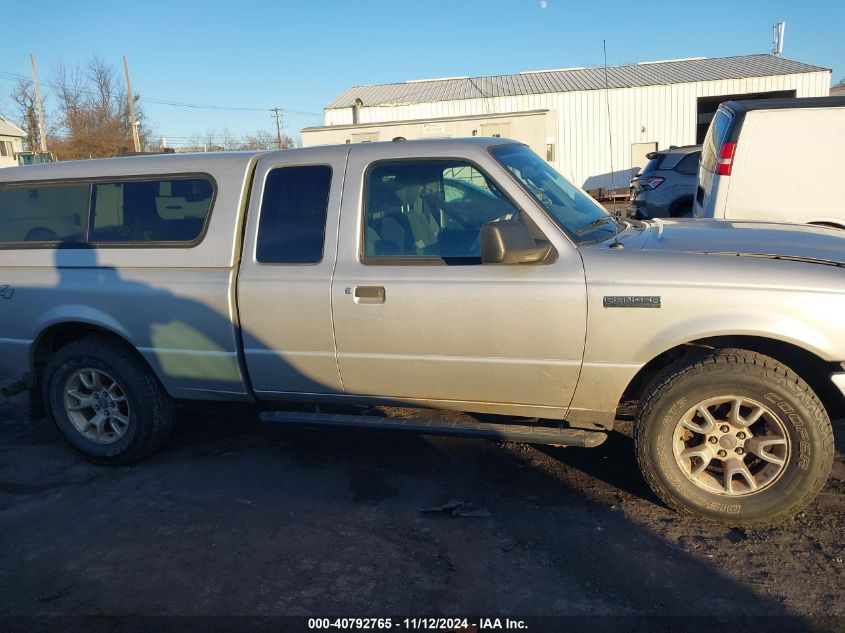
[1,138,844,526]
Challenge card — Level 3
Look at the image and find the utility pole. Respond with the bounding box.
[29,54,48,153]
[271,107,283,148]
[123,56,141,152]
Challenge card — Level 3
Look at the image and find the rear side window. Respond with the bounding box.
[701,110,732,173]
[674,152,701,175]
[256,165,332,264]
[0,183,90,244]
[90,177,213,244]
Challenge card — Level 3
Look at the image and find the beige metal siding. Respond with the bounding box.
[303,111,554,168]
[318,70,830,188]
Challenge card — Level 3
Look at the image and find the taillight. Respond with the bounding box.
[639,177,665,190]
[715,141,736,176]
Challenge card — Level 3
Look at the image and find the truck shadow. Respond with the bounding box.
[536,422,658,501]
[3,396,827,624]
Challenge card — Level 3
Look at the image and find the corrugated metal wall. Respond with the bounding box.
[321,71,830,188]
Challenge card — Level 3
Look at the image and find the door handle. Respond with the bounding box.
[349,286,385,304]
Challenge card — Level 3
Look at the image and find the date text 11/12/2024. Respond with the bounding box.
[306,617,528,630]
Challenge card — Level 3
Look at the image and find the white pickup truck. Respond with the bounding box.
[1,138,843,526]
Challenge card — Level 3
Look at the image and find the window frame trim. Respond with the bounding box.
[487,142,619,247]
[0,171,218,250]
[359,156,529,266]
[253,162,334,267]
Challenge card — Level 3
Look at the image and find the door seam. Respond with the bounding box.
[328,146,352,393]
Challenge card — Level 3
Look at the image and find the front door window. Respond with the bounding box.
[363,160,519,262]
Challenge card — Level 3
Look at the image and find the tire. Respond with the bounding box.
[672,202,693,218]
[634,349,834,527]
[43,336,175,464]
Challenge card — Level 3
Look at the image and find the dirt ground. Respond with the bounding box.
[1,390,843,630]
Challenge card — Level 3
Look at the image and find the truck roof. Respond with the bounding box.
[0,150,266,183]
[0,137,520,183]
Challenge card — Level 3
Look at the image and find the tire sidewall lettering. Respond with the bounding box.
[764,392,810,470]
[639,357,831,523]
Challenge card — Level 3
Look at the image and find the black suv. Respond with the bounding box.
[630,145,701,219]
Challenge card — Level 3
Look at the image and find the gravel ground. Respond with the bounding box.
[0,391,843,630]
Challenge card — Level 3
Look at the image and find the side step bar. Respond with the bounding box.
[260,410,607,448]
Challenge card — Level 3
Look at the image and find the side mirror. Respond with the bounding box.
[481,221,551,264]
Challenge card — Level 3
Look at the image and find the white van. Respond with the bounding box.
[694,96,845,229]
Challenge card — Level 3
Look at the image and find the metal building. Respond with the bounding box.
[302,54,830,190]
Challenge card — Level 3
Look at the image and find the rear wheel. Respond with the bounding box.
[672,201,693,218]
[43,336,175,464]
[634,349,834,527]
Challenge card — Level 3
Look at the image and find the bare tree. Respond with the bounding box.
[221,128,241,151]
[49,56,153,160]
[199,129,223,152]
[239,130,276,150]
[271,130,296,150]
[9,79,42,152]
[187,132,203,149]
[237,129,295,150]
[173,128,295,153]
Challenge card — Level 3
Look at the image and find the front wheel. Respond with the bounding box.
[634,349,834,527]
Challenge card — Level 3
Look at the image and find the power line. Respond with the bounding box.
[140,97,269,112]
[46,131,278,143]
[0,68,322,116]
[141,97,321,117]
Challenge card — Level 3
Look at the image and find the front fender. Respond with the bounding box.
[571,249,845,417]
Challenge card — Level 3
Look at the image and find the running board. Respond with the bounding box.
[260,411,607,448]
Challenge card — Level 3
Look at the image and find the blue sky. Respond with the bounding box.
[1,0,842,145]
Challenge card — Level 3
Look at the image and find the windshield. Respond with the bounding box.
[491,144,618,243]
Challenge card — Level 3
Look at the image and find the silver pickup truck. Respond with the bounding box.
[1,138,843,526]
